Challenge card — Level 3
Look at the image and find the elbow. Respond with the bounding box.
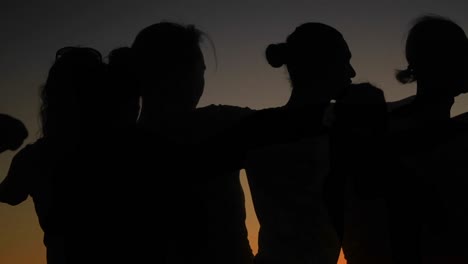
[0,194,27,206]
[7,199,24,206]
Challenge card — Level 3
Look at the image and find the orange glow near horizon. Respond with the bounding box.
[0,199,46,264]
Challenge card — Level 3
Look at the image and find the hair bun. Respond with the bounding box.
[266,43,287,68]
[395,65,415,84]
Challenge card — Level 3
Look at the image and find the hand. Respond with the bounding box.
[340,82,385,105]
[335,82,388,133]
[244,105,327,147]
[0,114,28,153]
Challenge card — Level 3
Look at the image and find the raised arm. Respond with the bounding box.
[0,114,28,154]
[0,146,34,205]
[179,105,328,180]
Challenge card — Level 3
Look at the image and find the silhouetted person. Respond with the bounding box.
[106,47,141,127]
[244,22,356,264]
[125,21,332,263]
[419,116,468,264]
[129,22,254,264]
[0,46,142,264]
[64,46,141,263]
[0,114,28,153]
[0,47,112,264]
[386,15,468,264]
[332,83,392,264]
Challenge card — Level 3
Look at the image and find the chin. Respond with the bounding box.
[334,88,349,100]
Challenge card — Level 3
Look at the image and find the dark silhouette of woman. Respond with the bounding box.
[0,31,354,264]
[244,22,357,264]
[118,21,332,263]
[332,82,392,264]
[386,15,468,264]
[0,46,139,264]
[0,47,112,263]
[129,22,255,264]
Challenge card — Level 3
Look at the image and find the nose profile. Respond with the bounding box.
[348,63,357,79]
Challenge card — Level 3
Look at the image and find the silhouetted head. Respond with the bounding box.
[266,23,356,103]
[107,47,140,126]
[397,15,468,97]
[40,47,108,138]
[131,22,206,115]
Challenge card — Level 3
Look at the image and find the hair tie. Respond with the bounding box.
[407,65,414,73]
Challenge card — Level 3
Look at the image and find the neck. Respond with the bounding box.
[286,86,331,108]
[414,81,454,121]
[138,104,193,130]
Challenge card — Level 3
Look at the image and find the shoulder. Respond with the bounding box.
[195,104,255,124]
[450,117,468,138]
[197,104,254,116]
[336,84,388,122]
[12,139,45,163]
[0,140,47,205]
[387,96,416,114]
[336,83,387,115]
[452,112,468,122]
[347,83,386,103]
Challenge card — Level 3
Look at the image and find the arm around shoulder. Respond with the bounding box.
[0,146,34,205]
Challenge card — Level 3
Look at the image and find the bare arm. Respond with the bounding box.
[0,146,32,205]
[0,114,28,153]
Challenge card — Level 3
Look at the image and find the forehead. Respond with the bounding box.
[334,38,351,58]
[191,46,206,70]
[311,37,351,61]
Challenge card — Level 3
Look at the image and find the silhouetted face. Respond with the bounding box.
[182,46,205,110]
[164,46,206,112]
[433,51,467,97]
[322,38,356,100]
[139,45,205,114]
[415,42,468,97]
[464,50,468,91]
[288,36,356,102]
[458,42,468,94]
[406,19,468,97]
[44,59,105,138]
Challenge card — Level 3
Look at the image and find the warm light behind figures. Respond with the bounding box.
[1,0,468,263]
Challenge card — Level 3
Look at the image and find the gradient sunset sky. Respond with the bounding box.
[1,0,468,263]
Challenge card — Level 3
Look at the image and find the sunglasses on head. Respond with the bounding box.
[55,46,103,63]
